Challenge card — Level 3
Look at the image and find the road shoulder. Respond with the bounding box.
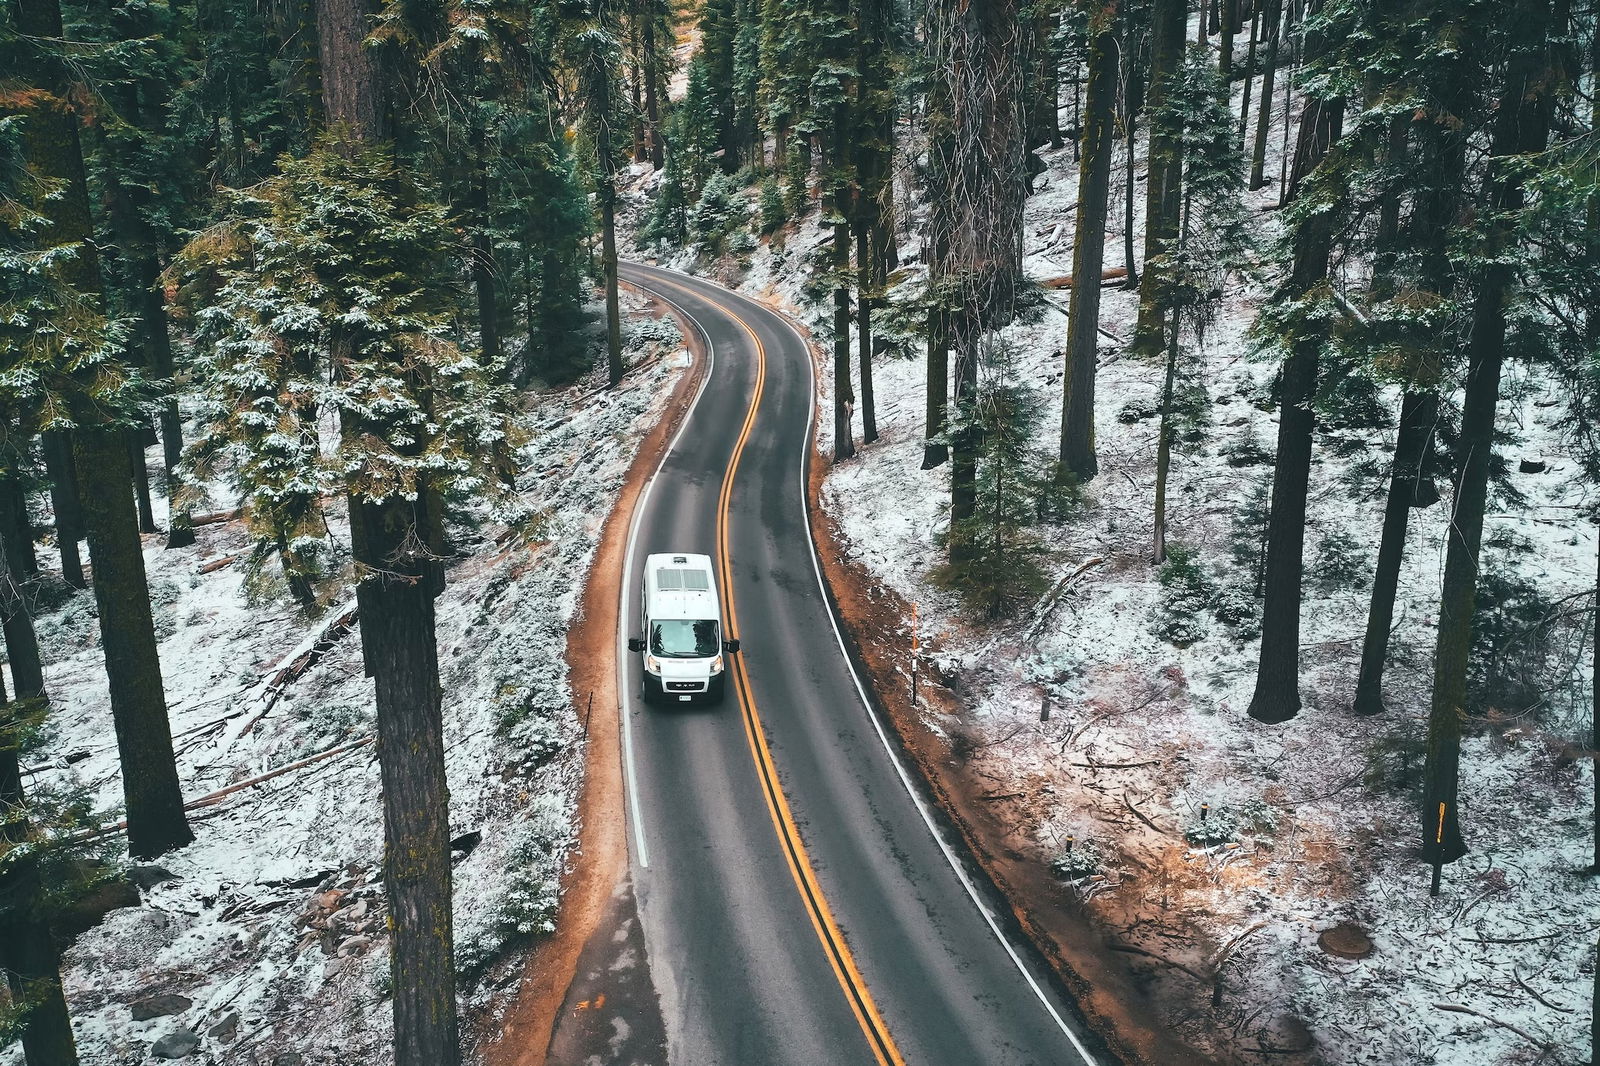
[485,285,707,1066]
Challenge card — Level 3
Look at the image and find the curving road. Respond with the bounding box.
[613,261,1104,1066]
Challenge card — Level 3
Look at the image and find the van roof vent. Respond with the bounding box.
[671,555,688,564]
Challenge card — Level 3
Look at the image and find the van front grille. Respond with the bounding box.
[665,681,703,692]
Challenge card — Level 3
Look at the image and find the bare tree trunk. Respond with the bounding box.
[1057,4,1118,482]
[1151,315,1179,565]
[0,481,47,704]
[1247,0,1283,188]
[856,221,878,445]
[1352,391,1438,715]
[130,430,158,534]
[923,300,950,469]
[314,0,460,1055]
[42,432,86,588]
[1246,96,1343,725]
[1219,0,1236,79]
[469,120,501,367]
[643,3,665,169]
[1238,0,1261,141]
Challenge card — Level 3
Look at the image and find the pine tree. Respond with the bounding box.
[6,0,194,861]
[1148,45,1248,565]
[926,0,1029,562]
[1130,0,1188,359]
[575,11,629,388]
[1420,0,1560,868]
[0,117,77,1066]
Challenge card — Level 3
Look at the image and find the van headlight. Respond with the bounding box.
[709,655,723,675]
[645,654,662,674]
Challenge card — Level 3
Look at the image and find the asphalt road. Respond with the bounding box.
[615,261,1103,1066]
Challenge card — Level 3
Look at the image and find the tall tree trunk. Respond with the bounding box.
[949,311,979,563]
[598,145,624,387]
[1219,0,1236,79]
[923,300,950,470]
[1,674,79,1066]
[1420,0,1555,867]
[928,0,1026,561]
[855,0,890,447]
[831,111,855,462]
[129,431,158,534]
[349,495,457,1066]
[76,431,193,857]
[469,121,501,368]
[856,222,878,446]
[1151,315,1179,565]
[1131,0,1187,358]
[1247,0,1283,189]
[138,256,195,551]
[313,0,461,1055]
[642,5,665,169]
[1246,96,1343,725]
[42,432,85,589]
[0,476,37,580]
[0,481,47,705]
[1352,390,1438,715]
[1238,0,1261,141]
[1057,5,1117,483]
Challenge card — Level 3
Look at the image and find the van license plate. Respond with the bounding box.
[678,695,690,702]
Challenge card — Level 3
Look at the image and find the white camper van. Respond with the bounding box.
[628,553,739,704]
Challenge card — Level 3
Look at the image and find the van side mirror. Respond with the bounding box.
[628,637,645,653]
[722,639,741,654]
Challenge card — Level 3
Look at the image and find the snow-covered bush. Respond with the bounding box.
[1153,544,1213,646]
[689,172,749,254]
[291,700,370,758]
[1117,398,1158,424]
[1050,839,1106,880]
[758,176,787,235]
[1210,582,1260,639]
[34,588,99,658]
[1311,528,1370,595]
[454,795,570,979]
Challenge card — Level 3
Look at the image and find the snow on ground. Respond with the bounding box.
[620,52,1599,1066]
[5,293,688,1066]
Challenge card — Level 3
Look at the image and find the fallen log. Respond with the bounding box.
[1038,268,1129,290]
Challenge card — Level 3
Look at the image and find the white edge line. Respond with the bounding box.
[640,266,1098,1065]
[614,266,719,872]
[770,297,1102,1065]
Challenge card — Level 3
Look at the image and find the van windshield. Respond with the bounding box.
[650,619,720,658]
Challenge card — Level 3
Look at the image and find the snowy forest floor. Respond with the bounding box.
[617,63,1599,1066]
[2,291,690,1066]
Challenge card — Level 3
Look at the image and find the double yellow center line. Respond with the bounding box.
[648,273,906,1066]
